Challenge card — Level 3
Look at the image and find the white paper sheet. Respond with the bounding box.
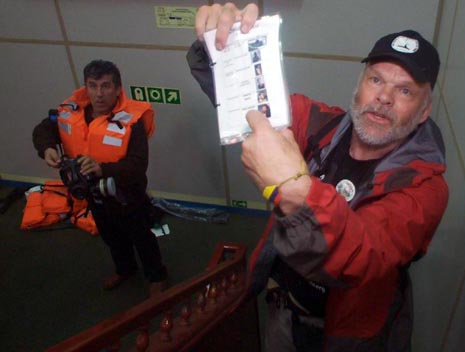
[203,15,290,145]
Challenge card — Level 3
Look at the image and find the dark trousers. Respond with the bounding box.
[265,291,324,352]
[91,197,167,283]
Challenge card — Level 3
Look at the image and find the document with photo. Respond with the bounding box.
[203,14,290,145]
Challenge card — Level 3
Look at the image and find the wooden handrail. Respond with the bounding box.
[46,242,250,352]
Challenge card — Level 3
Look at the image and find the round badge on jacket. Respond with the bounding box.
[335,179,356,202]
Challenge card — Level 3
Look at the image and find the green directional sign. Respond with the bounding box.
[130,86,181,105]
[164,88,181,105]
[232,200,248,208]
[130,86,147,101]
[147,87,164,103]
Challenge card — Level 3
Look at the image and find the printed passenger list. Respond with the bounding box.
[203,15,290,145]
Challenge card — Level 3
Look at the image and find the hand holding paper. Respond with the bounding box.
[195,3,259,49]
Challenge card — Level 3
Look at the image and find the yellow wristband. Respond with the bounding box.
[263,185,278,200]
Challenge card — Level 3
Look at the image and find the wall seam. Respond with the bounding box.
[0,35,362,63]
[433,0,445,46]
[436,0,465,180]
[54,0,79,88]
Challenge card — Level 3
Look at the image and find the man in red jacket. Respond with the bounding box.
[188,3,448,351]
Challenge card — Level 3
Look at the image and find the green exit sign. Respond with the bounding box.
[130,86,147,101]
[147,87,164,103]
[232,200,248,208]
[164,88,181,104]
[130,86,181,105]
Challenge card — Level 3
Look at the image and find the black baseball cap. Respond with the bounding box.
[362,30,440,89]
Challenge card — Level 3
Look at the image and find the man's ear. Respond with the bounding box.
[419,98,432,124]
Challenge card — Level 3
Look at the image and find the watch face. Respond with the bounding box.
[391,36,419,53]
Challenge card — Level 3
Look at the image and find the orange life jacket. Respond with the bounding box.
[20,180,99,235]
[70,202,99,236]
[57,87,155,163]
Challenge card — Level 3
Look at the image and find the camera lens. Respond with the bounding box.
[98,177,116,197]
[71,184,88,200]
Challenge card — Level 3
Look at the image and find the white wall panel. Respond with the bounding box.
[0,43,74,178]
[59,0,205,46]
[264,0,439,56]
[284,56,361,108]
[443,64,465,147]
[443,287,465,351]
[411,101,465,352]
[0,0,62,40]
[429,1,465,351]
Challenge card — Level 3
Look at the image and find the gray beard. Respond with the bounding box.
[349,96,423,147]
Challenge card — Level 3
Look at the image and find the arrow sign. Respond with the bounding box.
[164,88,181,104]
[130,86,181,105]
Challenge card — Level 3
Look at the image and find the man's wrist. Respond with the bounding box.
[41,146,56,158]
[277,174,312,214]
[261,160,310,212]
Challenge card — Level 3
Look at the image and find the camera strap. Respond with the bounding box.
[41,184,68,198]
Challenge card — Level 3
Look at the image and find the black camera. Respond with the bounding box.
[59,156,116,201]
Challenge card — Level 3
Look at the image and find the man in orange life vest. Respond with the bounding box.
[33,60,167,296]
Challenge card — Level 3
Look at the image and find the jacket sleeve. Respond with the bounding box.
[272,173,448,288]
[186,39,216,106]
[32,118,61,158]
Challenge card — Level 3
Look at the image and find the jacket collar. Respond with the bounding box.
[321,112,446,175]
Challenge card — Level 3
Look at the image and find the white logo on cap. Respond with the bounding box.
[391,36,419,53]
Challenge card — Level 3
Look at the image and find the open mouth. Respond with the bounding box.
[370,111,386,118]
[364,109,392,124]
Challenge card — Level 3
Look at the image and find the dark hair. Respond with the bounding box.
[83,60,122,88]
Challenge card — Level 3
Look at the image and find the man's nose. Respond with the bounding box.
[376,86,393,105]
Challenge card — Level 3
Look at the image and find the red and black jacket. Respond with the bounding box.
[187,40,448,351]
[250,95,448,351]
